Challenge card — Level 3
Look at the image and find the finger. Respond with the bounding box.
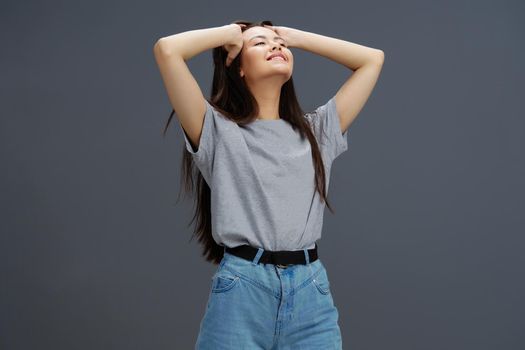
[227,55,235,67]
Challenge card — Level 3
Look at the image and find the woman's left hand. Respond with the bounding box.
[263,24,301,49]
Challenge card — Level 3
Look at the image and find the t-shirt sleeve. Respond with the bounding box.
[178,99,220,186]
[304,95,348,162]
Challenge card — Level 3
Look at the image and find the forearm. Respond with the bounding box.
[154,24,238,60]
[294,29,383,71]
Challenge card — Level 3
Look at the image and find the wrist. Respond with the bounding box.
[289,28,306,50]
[224,23,242,44]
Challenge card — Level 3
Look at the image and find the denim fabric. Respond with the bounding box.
[195,248,343,349]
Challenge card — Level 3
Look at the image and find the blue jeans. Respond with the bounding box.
[195,247,343,349]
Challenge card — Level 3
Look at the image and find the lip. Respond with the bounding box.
[267,52,287,61]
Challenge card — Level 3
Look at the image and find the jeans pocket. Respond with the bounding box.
[312,268,331,295]
[211,269,240,293]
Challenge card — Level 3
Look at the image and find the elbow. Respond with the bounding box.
[153,38,166,56]
[373,49,385,65]
[153,38,173,57]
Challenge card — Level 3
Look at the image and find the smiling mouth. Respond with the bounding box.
[267,56,286,61]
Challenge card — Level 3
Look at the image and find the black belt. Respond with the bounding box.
[224,243,318,267]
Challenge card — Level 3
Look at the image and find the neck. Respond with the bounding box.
[245,77,283,120]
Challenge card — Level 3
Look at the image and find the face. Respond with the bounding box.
[239,26,293,83]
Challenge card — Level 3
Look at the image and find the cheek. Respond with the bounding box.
[244,51,264,67]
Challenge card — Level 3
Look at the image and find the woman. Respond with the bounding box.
[153,20,384,349]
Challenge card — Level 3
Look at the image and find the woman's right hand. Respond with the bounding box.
[223,23,246,67]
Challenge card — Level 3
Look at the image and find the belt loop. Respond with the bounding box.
[303,248,310,264]
[252,247,264,265]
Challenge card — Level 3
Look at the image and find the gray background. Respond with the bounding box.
[1,0,524,349]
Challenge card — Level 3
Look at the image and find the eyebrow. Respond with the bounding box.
[249,35,286,43]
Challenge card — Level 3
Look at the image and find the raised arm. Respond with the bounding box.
[153,24,240,150]
[264,25,384,135]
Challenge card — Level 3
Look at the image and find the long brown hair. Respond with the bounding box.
[163,20,337,265]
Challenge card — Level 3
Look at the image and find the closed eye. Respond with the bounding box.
[255,42,287,48]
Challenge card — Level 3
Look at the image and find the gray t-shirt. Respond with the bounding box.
[179,96,348,251]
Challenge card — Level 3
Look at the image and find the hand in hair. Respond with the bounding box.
[262,24,299,49]
[223,23,247,67]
